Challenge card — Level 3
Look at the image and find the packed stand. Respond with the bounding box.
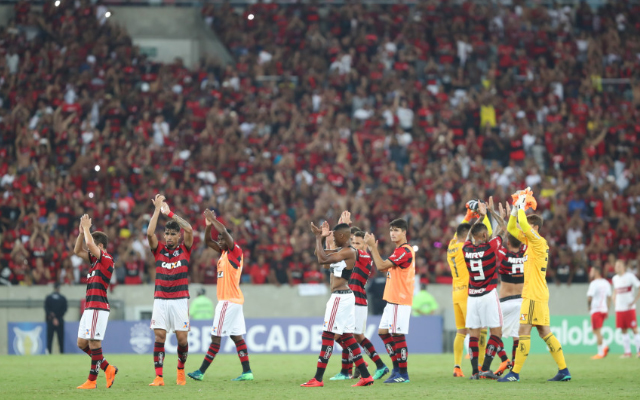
[1,1,640,287]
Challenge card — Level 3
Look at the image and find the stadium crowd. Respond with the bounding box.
[2,0,640,287]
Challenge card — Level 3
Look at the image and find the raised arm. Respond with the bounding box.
[466,202,487,242]
[487,197,506,238]
[80,214,101,259]
[161,202,193,249]
[363,232,395,272]
[311,222,355,265]
[203,215,222,252]
[147,194,164,251]
[204,209,231,250]
[73,219,90,263]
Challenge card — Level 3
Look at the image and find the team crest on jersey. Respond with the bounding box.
[173,251,180,257]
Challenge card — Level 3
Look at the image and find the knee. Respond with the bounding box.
[378,329,388,337]
[230,335,243,343]
[154,332,166,343]
[76,339,86,349]
[210,335,221,344]
[354,334,364,343]
[537,327,550,338]
[457,328,468,335]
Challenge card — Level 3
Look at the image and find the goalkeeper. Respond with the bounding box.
[498,189,571,383]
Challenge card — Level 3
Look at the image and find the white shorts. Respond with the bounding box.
[353,305,368,335]
[379,303,411,334]
[212,301,246,337]
[323,292,356,334]
[466,289,503,329]
[500,296,523,338]
[151,298,190,333]
[78,309,109,340]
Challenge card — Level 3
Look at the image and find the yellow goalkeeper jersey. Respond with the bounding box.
[448,237,469,303]
[509,211,549,302]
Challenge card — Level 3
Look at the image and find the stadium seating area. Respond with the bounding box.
[2,0,640,287]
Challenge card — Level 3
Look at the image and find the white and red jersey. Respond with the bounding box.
[587,278,612,314]
[612,272,640,312]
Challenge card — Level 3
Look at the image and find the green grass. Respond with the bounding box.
[1,353,639,399]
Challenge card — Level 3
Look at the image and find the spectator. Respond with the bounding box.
[1,0,640,287]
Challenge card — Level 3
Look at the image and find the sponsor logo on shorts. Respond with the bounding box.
[183,322,189,329]
[520,314,527,321]
[469,288,486,295]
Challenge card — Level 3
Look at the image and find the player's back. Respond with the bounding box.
[448,238,469,302]
[587,278,611,313]
[349,249,373,306]
[85,250,114,311]
[217,243,244,304]
[463,236,502,297]
[498,246,525,283]
[520,230,550,302]
[153,243,191,300]
[613,272,640,311]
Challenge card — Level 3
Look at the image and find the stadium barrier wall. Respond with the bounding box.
[0,284,616,355]
[8,316,443,355]
[9,314,634,356]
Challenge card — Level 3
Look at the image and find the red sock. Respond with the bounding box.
[341,333,371,379]
[200,342,220,373]
[81,346,91,356]
[314,331,335,382]
[380,333,398,370]
[88,348,108,381]
[234,339,251,373]
[153,342,164,377]
[360,337,384,369]
[177,344,188,370]
[469,337,479,374]
[340,346,352,375]
[393,335,408,374]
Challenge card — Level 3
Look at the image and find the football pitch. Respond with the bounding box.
[1,353,638,400]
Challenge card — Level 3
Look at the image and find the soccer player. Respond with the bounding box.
[147,194,193,386]
[364,218,415,384]
[188,209,253,382]
[496,220,525,375]
[73,214,118,389]
[330,220,389,381]
[463,201,510,380]
[499,190,571,382]
[301,221,374,387]
[587,265,611,359]
[447,201,490,377]
[612,260,640,358]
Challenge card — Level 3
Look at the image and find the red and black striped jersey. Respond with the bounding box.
[463,236,502,297]
[153,243,191,299]
[498,245,526,284]
[349,249,373,306]
[85,249,114,311]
